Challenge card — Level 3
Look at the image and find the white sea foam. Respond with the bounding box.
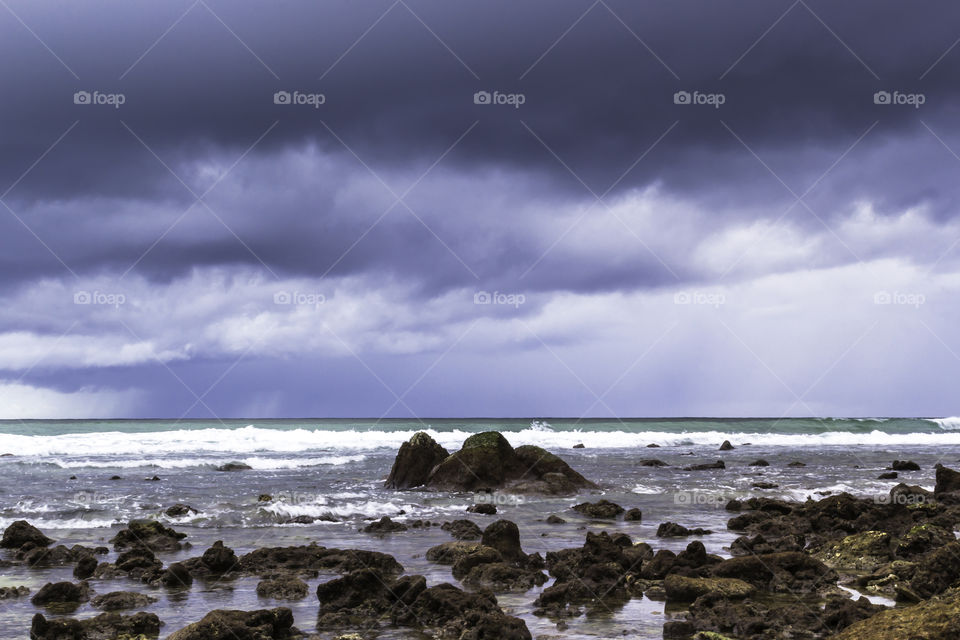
[932,416,960,430]
[0,517,119,530]
[4,425,960,459]
[32,454,366,470]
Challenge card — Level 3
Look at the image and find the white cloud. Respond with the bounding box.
[0,382,141,419]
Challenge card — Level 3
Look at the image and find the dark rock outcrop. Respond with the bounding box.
[1,520,53,548]
[441,519,482,540]
[935,464,960,495]
[657,522,713,537]
[110,520,187,552]
[31,581,90,607]
[167,608,298,640]
[361,516,408,534]
[165,503,198,517]
[31,611,161,640]
[384,432,450,489]
[257,576,309,600]
[572,499,625,519]
[91,590,158,611]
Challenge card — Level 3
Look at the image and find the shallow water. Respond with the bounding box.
[1,418,957,639]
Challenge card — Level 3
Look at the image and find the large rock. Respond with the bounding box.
[664,575,755,602]
[441,519,482,540]
[31,611,161,640]
[935,464,960,495]
[239,544,403,577]
[201,541,238,573]
[31,581,90,607]
[1,520,53,548]
[110,520,187,552]
[813,531,894,571]
[385,432,450,489]
[167,608,298,640]
[412,431,595,493]
[316,568,426,627]
[91,591,158,611]
[481,519,525,563]
[572,500,625,519]
[393,582,531,639]
[257,576,309,600]
[829,587,960,639]
[711,552,839,594]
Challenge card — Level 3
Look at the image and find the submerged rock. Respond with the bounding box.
[572,499,625,519]
[167,608,298,640]
[31,581,90,607]
[216,462,252,472]
[0,585,28,599]
[719,440,734,451]
[110,520,187,552]
[684,460,726,471]
[467,503,498,515]
[257,575,309,600]
[384,431,450,489]
[890,460,920,471]
[441,519,482,540]
[361,516,408,534]
[91,590,158,611]
[664,575,755,602]
[165,503,199,517]
[239,544,403,577]
[657,522,713,537]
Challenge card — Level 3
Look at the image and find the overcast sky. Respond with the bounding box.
[1,0,959,419]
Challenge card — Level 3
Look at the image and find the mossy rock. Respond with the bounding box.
[664,575,755,602]
[829,587,960,639]
[813,531,893,571]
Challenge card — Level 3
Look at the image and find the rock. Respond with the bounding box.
[664,575,755,602]
[751,482,779,489]
[258,494,272,502]
[316,569,427,628]
[110,475,122,480]
[787,461,806,467]
[441,519,482,540]
[890,460,920,471]
[902,541,960,600]
[725,499,743,511]
[684,460,725,471]
[749,459,770,466]
[239,544,403,577]
[146,475,161,481]
[202,541,238,572]
[468,503,497,515]
[74,555,99,579]
[361,516,408,534]
[394,582,531,639]
[31,612,161,640]
[546,515,566,524]
[624,508,642,521]
[896,524,956,559]
[573,443,585,448]
[830,587,960,640]
[165,503,199,517]
[421,432,595,494]
[426,541,482,565]
[647,443,661,447]
[160,562,193,588]
[935,464,960,495]
[730,533,805,556]
[639,458,669,467]
[217,462,252,471]
[1,520,53,548]
[711,552,838,594]
[878,472,898,479]
[481,519,525,563]
[91,590,158,610]
[167,608,298,640]
[719,440,734,451]
[31,581,90,607]
[0,585,29,599]
[460,560,548,592]
[257,576,309,599]
[572,499,625,519]
[110,519,187,552]
[813,531,894,571]
[384,431,450,489]
[889,482,933,506]
[657,522,713,537]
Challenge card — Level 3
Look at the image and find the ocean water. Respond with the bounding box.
[1,417,958,639]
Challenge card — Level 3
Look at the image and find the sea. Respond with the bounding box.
[1,417,959,639]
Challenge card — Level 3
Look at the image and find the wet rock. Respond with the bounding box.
[935,464,960,495]
[675,541,722,571]
[146,475,161,481]
[91,590,158,611]
[393,582,531,639]
[426,541,482,565]
[901,541,960,600]
[647,443,661,448]
[201,541,238,573]
[639,459,669,467]
[640,549,677,579]
[460,561,549,592]
[31,611,161,640]
[165,503,198,517]
[74,555,99,579]
[749,459,770,467]
[160,562,193,588]
[719,440,734,451]
[20,543,100,568]
[878,472,898,479]
[422,431,595,494]
[1,520,53,548]
[384,431,450,490]
[751,482,779,489]
[109,475,122,480]
[257,575,309,600]
[730,533,805,556]
[787,461,806,467]
[572,499,625,519]
[31,581,90,607]
[664,575,755,602]
[315,570,426,629]
[481,519,525,563]
[573,443,585,448]
[711,551,838,594]
[890,460,920,471]
[258,494,272,502]
[725,499,743,512]
[624,508,642,521]
[239,544,403,577]
[896,524,956,559]
[657,522,713,537]
[93,546,163,580]
[167,607,298,640]
[467,503,497,515]
[684,460,725,471]
[441,519,482,540]
[216,462,252,471]
[889,483,932,505]
[0,585,28,599]
[110,519,187,552]
[831,587,960,639]
[361,516,408,534]
[546,515,566,524]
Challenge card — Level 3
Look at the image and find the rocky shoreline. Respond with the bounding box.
[6,431,960,639]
